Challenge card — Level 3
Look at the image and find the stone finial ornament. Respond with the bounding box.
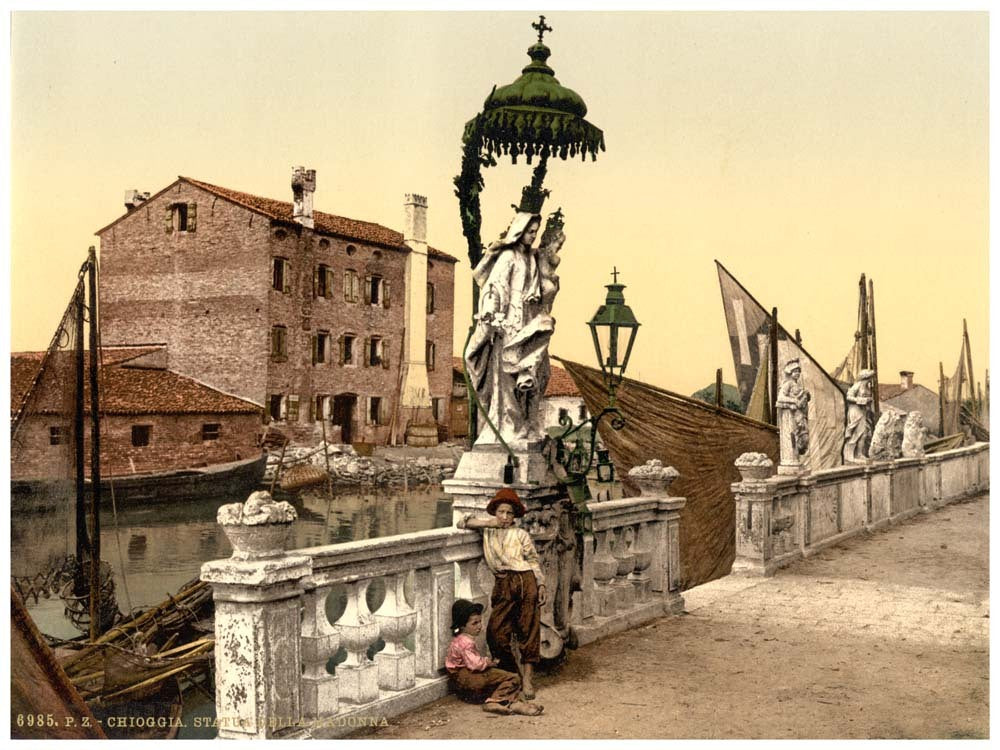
[901,411,926,458]
[627,459,679,496]
[218,490,297,560]
[735,452,775,482]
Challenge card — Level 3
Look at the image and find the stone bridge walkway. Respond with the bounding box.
[359,492,989,740]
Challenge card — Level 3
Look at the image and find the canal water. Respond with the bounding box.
[12,484,454,639]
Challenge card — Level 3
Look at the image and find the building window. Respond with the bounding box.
[49,426,65,445]
[202,423,221,441]
[341,334,356,365]
[369,396,385,425]
[432,397,443,423]
[268,394,284,421]
[165,202,196,233]
[365,275,390,308]
[314,330,331,364]
[365,336,389,368]
[131,425,151,447]
[271,325,288,361]
[315,264,334,298]
[344,269,360,303]
[287,395,300,422]
[426,340,436,371]
[272,257,290,293]
[314,394,329,422]
[558,407,569,424]
[579,403,588,422]
[427,283,435,314]
[346,244,357,256]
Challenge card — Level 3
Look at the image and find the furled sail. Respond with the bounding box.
[716,262,847,470]
[556,357,778,588]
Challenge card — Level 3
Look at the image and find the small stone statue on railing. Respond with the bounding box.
[627,459,679,496]
[217,490,297,561]
[776,359,811,475]
[901,411,926,458]
[843,369,875,463]
[869,405,907,461]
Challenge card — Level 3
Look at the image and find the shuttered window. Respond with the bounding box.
[271,325,288,361]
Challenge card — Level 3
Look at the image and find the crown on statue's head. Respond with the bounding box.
[515,184,549,214]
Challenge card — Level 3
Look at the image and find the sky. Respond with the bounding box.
[8,10,989,397]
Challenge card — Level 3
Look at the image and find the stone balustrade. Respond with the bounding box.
[732,442,988,576]
[201,466,689,738]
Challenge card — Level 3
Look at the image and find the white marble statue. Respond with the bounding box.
[843,369,875,463]
[901,411,926,458]
[776,359,811,471]
[869,405,907,461]
[465,210,565,446]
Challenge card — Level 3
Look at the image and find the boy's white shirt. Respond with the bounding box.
[458,517,545,587]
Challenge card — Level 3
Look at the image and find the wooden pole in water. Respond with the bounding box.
[939,361,946,438]
[868,278,880,418]
[794,329,802,346]
[320,410,333,497]
[715,368,723,408]
[75,284,88,565]
[770,307,779,427]
[87,247,102,641]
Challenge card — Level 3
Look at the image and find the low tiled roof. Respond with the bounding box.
[451,356,580,398]
[178,177,457,262]
[878,383,906,401]
[11,350,260,417]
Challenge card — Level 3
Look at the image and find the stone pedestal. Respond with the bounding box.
[777,407,805,476]
[201,555,311,739]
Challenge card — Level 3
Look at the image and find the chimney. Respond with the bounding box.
[899,371,914,390]
[291,167,316,228]
[124,189,150,211]
[403,193,428,246]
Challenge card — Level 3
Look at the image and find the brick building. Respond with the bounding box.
[11,346,262,481]
[96,169,457,445]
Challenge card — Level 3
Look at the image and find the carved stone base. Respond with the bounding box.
[376,651,415,692]
[338,663,379,705]
[445,443,563,520]
[301,674,339,717]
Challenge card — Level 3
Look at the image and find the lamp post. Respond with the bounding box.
[550,269,640,525]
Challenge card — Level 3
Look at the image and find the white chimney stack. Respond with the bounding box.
[291,167,316,228]
[399,193,435,444]
[900,371,914,390]
[124,189,150,211]
[404,193,428,246]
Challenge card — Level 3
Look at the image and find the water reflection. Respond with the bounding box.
[11,485,453,638]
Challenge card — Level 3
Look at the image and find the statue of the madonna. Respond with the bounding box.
[465,210,564,447]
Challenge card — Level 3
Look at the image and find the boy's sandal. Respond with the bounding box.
[510,701,544,716]
[482,702,512,715]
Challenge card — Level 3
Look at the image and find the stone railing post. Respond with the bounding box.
[413,563,453,678]
[201,491,308,739]
[731,453,779,576]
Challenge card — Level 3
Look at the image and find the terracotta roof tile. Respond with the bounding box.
[450,356,580,397]
[181,177,457,262]
[11,351,260,417]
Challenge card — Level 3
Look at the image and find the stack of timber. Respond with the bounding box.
[558,357,779,588]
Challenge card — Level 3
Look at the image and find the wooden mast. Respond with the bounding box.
[715,368,723,409]
[74,285,87,565]
[938,361,946,438]
[868,278,880,417]
[87,247,102,641]
[769,307,779,426]
[963,319,976,417]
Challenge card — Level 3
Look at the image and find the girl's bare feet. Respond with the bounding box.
[510,701,544,716]
[482,702,511,715]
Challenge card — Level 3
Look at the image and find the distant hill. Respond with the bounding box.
[691,382,744,414]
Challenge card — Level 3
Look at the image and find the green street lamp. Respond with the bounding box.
[587,267,641,405]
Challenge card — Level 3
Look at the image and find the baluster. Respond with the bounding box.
[301,585,340,718]
[336,579,380,704]
[573,530,596,624]
[627,522,653,603]
[373,573,417,691]
[455,559,491,654]
[591,529,618,616]
[611,526,637,610]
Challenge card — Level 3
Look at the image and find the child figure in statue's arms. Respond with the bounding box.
[446,599,543,716]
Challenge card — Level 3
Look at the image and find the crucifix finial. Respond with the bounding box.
[611,266,621,284]
[532,14,553,43]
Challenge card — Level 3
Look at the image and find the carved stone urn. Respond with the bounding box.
[217,490,297,561]
[734,452,775,482]
[627,459,679,496]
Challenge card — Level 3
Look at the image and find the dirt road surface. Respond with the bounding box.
[356,493,989,739]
